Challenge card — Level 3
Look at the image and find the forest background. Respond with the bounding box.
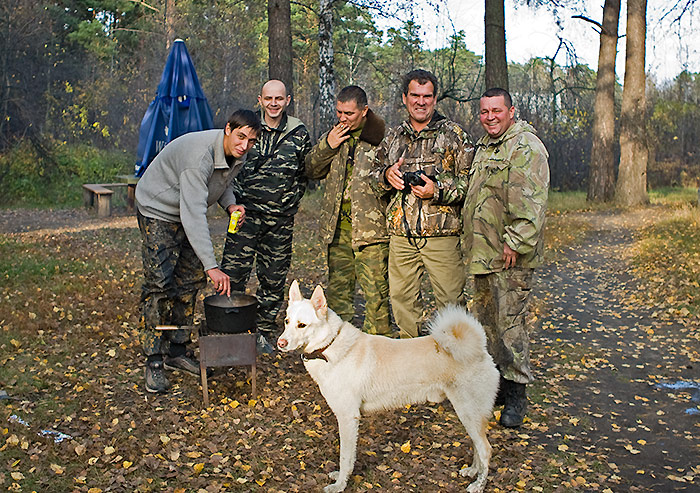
[0,0,698,206]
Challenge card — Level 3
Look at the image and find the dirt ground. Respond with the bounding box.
[1,204,698,492]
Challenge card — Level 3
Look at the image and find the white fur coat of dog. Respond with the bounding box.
[277,280,499,493]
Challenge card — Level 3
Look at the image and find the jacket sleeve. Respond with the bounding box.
[368,134,394,195]
[503,135,549,255]
[431,125,474,206]
[180,166,219,271]
[305,132,338,180]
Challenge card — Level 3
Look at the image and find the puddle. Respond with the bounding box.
[656,380,700,415]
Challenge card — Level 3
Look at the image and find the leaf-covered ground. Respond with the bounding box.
[1,195,698,492]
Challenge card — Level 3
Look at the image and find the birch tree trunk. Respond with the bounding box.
[318,0,337,135]
[587,0,621,202]
[268,0,295,114]
[484,0,508,90]
[615,0,648,206]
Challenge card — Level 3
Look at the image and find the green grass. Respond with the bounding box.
[649,186,698,206]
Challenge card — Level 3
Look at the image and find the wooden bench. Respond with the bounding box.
[82,183,128,218]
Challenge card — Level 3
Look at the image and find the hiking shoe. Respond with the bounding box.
[256,333,275,354]
[500,380,527,428]
[164,351,202,376]
[145,360,170,393]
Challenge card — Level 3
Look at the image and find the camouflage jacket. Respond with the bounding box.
[370,114,474,237]
[306,109,388,248]
[463,121,550,274]
[231,112,311,217]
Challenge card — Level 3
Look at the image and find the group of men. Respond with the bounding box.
[134,69,549,429]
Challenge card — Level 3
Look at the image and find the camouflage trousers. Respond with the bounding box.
[137,212,205,357]
[471,268,535,384]
[389,235,466,339]
[221,211,294,337]
[327,227,391,336]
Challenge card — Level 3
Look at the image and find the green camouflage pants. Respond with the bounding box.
[221,212,294,337]
[389,235,466,338]
[137,212,205,357]
[471,268,535,384]
[327,227,391,336]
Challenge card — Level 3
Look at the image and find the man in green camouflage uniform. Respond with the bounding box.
[463,88,549,427]
[370,70,473,339]
[221,80,311,352]
[306,85,390,335]
[136,109,261,393]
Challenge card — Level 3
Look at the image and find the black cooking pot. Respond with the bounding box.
[203,292,258,334]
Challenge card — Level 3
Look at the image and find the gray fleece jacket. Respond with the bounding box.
[135,129,245,271]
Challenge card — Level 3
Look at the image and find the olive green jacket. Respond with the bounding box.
[463,121,550,274]
[305,109,387,248]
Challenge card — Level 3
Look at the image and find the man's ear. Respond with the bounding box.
[310,285,328,319]
[224,123,231,135]
[289,280,302,302]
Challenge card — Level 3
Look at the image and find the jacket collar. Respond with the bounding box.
[477,120,535,148]
[259,110,289,133]
[400,111,447,136]
[358,109,386,146]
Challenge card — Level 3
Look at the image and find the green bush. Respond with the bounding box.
[0,139,132,207]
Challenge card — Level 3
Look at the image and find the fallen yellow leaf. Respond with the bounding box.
[193,462,204,474]
[400,441,411,453]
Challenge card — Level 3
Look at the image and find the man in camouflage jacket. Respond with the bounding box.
[371,70,474,338]
[221,80,311,352]
[463,87,549,428]
[306,85,390,335]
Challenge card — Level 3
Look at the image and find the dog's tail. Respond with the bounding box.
[428,304,491,364]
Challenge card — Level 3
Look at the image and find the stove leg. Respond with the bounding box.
[201,361,209,407]
[251,363,256,397]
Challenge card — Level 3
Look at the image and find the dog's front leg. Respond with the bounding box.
[324,411,360,493]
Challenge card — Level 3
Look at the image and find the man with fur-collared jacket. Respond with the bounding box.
[306,85,390,337]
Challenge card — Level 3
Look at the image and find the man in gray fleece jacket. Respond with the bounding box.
[135,109,261,394]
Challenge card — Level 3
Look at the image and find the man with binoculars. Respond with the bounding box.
[371,69,474,339]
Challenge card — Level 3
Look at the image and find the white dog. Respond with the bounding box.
[277,280,499,493]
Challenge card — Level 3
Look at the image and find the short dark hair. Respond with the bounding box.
[481,88,513,107]
[225,109,262,133]
[337,85,368,108]
[402,69,439,96]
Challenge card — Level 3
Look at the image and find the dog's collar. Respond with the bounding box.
[301,331,339,362]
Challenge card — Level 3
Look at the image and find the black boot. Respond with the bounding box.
[494,375,507,406]
[500,380,527,428]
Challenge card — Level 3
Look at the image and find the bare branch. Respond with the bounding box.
[129,0,160,13]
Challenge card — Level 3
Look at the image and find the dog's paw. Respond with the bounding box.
[328,471,339,481]
[465,477,487,493]
[323,483,346,493]
[459,464,478,478]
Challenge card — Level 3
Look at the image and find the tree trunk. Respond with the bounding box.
[318,0,337,135]
[268,0,295,114]
[484,0,508,90]
[165,0,176,49]
[615,0,648,207]
[587,0,621,202]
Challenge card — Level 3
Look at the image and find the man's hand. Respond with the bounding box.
[327,122,351,149]
[411,175,435,199]
[385,157,405,191]
[502,243,518,269]
[227,204,246,225]
[207,268,231,297]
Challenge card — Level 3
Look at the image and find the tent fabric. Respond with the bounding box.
[135,39,214,177]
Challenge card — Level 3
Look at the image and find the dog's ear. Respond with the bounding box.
[310,285,328,319]
[289,280,303,302]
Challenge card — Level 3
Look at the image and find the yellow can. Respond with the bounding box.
[228,210,242,234]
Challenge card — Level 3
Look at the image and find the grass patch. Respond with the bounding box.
[631,205,700,315]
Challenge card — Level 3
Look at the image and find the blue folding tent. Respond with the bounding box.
[134,39,214,177]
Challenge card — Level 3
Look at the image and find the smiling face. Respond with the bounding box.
[479,95,515,139]
[223,124,258,159]
[336,99,368,131]
[402,80,437,131]
[258,80,290,127]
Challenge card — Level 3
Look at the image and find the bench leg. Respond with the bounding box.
[95,194,112,218]
[83,189,94,209]
[127,184,136,212]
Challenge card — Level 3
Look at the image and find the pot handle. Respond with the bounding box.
[224,307,241,314]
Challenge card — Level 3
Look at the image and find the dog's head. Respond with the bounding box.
[277,280,333,353]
